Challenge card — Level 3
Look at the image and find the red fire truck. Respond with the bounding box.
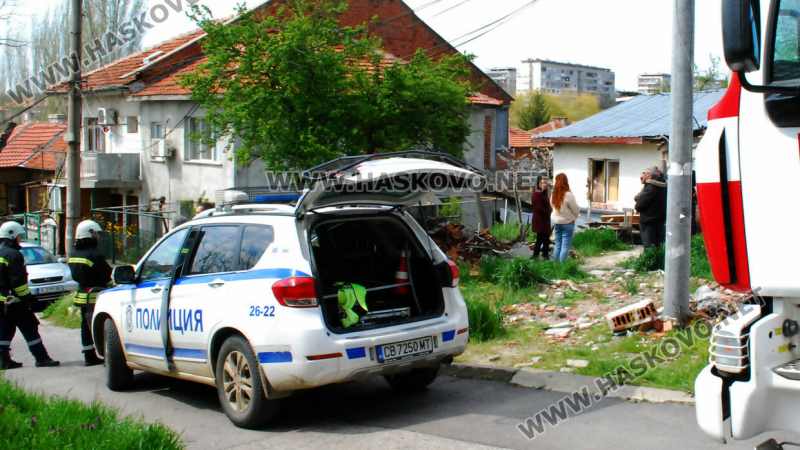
[695,0,800,445]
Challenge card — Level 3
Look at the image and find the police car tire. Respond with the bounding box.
[384,364,440,391]
[104,319,134,391]
[215,336,277,429]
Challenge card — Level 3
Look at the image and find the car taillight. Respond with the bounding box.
[272,277,318,307]
[447,260,459,288]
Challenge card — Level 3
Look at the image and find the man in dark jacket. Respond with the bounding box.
[69,220,112,366]
[0,221,60,369]
[635,168,668,250]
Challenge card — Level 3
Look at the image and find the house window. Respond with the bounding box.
[86,118,105,152]
[127,116,139,134]
[589,159,619,203]
[185,118,217,161]
[151,122,164,140]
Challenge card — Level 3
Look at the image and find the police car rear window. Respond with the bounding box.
[239,226,274,271]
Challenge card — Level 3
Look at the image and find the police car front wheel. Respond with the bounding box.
[215,336,279,429]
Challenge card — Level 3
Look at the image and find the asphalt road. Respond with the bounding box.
[4,322,800,450]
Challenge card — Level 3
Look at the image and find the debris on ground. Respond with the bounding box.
[429,223,510,261]
[604,299,658,332]
[689,283,747,321]
[567,359,590,368]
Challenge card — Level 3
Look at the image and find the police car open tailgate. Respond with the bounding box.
[295,157,485,216]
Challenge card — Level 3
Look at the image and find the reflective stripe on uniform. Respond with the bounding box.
[0,341,11,346]
[74,291,99,305]
[82,345,95,351]
[13,284,30,296]
[0,295,5,303]
[0,257,7,265]
[68,257,94,267]
[26,338,42,346]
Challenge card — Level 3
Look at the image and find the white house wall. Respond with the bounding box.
[552,143,663,210]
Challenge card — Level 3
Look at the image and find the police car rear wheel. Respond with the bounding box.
[215,336,277,429]
[104,319,134,391]
[384,364,440,391]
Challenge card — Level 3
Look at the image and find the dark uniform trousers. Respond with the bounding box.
[69,248,112,354]
[0,242,49,360]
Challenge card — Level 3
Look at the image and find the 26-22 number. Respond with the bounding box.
[249,305,275,317]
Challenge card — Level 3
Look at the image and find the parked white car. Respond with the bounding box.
[19,242,78,305]
[91,155,478,428]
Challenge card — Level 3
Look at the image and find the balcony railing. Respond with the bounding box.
[81,151,98,177]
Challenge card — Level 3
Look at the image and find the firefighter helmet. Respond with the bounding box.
[0,221,24,240]
[75,220,104,240]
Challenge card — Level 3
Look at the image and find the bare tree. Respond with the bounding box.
[0,0,25,48]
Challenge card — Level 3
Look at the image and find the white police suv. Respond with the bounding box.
[91,154,479,428]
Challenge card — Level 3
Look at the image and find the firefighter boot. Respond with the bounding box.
[83,350,104,367]
[0,352,22,370]
[30,343,60,367]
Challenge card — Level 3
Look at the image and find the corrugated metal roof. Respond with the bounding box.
[536,90,726,139]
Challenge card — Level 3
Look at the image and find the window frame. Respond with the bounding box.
[184,224,243,277]
[238,224,275,271]
[137,228,191,282]
[765,0,800,85]
[185,117,218,162]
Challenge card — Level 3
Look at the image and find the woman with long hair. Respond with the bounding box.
[551,173,581,263]
[530,176,552,259]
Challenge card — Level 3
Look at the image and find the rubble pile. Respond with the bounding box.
[689,283,747,321]
[429,223,511,262]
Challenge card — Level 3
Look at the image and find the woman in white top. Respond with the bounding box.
[550,173,581,263]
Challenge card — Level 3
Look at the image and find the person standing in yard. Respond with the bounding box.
[68,220,113,367]
[0,221,60,369]
[635,167,668,249]
[531,176,552,259]
[551,174,580,263]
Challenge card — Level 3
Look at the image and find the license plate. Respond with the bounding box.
[377,336,434,363]
[37,286,64,294]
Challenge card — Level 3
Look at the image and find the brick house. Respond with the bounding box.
[44,0,511,228]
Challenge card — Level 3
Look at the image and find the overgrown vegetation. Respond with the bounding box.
[465,300,505,342]
[0,376,184,449]
[40,294,81,329]
[488,220,526,241]
[571,228,630,257]
[439,196,463,225]
[493,257,587,289]
[622,233,714,280]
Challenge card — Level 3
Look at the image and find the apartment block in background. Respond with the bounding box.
[486,67,517,97]
[638,73,671,94]
[518,59,615,106]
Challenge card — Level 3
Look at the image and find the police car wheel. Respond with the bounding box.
[215,336,277,429]
[104,319,134,391]
[384,364,440,391]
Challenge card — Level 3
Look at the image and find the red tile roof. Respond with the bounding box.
[529,118,571,136]
[47,29,206,93]
[509,126,533,148]
[0,123,66,169]
[470,93,503,106]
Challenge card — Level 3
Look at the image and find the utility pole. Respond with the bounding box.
[664,0,695,326]
[65,0,82,255]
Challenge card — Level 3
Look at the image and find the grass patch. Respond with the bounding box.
[690,234,714,280]
[622,233,714,281]
[624,277,639,295]
[488,220,527,242]
[40,294,81,329]
[465,299,504,342]
[572,228,629,257]
[492,257,587,289]
[0,376,184,449]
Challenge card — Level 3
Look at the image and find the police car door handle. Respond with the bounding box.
[151,286,163,293]
[208,279,225,288]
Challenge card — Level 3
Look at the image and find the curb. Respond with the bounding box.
[442,362,695,404]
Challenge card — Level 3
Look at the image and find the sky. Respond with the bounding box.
[17,0,726,92]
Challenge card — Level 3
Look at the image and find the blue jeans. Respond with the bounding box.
[553,223,575,263]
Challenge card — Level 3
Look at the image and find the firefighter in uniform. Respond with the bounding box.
[0,221,60,369]
[68,220,112,366]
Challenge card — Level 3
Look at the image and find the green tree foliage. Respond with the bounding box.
[512,91,602,124]
[564,93,601,120]
[695,54,729,91]
[512,90,550,130]
[181,0,476,170]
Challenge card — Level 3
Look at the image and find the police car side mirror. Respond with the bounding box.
[113,266,136,285]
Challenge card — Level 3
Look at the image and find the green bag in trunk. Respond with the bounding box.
[335,283,368,328]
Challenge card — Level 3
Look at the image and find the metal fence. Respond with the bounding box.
[14,212,63,256]
[91,207,171,265]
